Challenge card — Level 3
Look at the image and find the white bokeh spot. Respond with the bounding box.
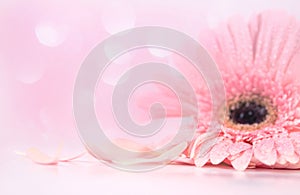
[148,48,172,58]
[35,23,66,47]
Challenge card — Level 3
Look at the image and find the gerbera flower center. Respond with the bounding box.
[224,95,277,131]
[229,101,267,125]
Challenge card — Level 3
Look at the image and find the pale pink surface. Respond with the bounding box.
[1,0,300,194]
[2,153,300,195]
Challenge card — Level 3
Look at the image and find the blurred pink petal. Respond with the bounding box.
[113,138,153,152]
[24,148,59,165]
[19,147,86,165]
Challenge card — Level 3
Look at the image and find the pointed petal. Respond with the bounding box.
[231,149,253,171]
[59,152,87,162]
[292,147,300,157]
[254,139,277,166]
[194,152,210,167]
[285,153,299,164]
[229,142,252,156]
[275,137,294,156]
[294,144,300,156]
[173,156,195,165]
[209,140,232,165]
[290,132,300,156]
[290,132,300,140]
[189,133,219,159]
[214,16,253,74]
[249,11,300,74]
[25,148,58,165]
[227,17,254,69]
[275,137,298,164]
[277,155,287,165]
[193,137,219,167]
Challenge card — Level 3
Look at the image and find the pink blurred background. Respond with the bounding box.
[1,0,300,194]
[1,0,300,153]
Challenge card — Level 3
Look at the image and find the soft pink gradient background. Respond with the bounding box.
[1,0,300,194]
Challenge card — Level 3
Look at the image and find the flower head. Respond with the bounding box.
[185,11,300,170]
[141,11,300,170]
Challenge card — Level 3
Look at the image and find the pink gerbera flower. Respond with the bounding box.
[141,11,300,171]
[187,11,300,170]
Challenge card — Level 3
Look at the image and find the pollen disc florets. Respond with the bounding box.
[224,94,277,131]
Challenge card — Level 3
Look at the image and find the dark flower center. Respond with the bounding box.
[229,101,268,125]
[224,95,277,131]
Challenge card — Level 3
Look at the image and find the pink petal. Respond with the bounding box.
[290,132,300,140]
[113,138,152,152]
[188,133,210,158]
[275,137,298,164]
[25,148,59,165]
[229,142,252,156]
[284,153,299,164]
[249,11,300,73]
[275,137,294,156]
[226,17,253,69]
[189,133,219,159]
[209,140,232,165]
[59,152,86,162]
[290,132,300,155]
[231,149,253,171]
[214,15,254,75]
[277,155,287,165]
[254,139,277,166]
[295,144,300,155]
[173,156,195,165]
[189,135,219,167]
[194,152,210,167]
[294,145,300,156]
[18,147,87,165]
